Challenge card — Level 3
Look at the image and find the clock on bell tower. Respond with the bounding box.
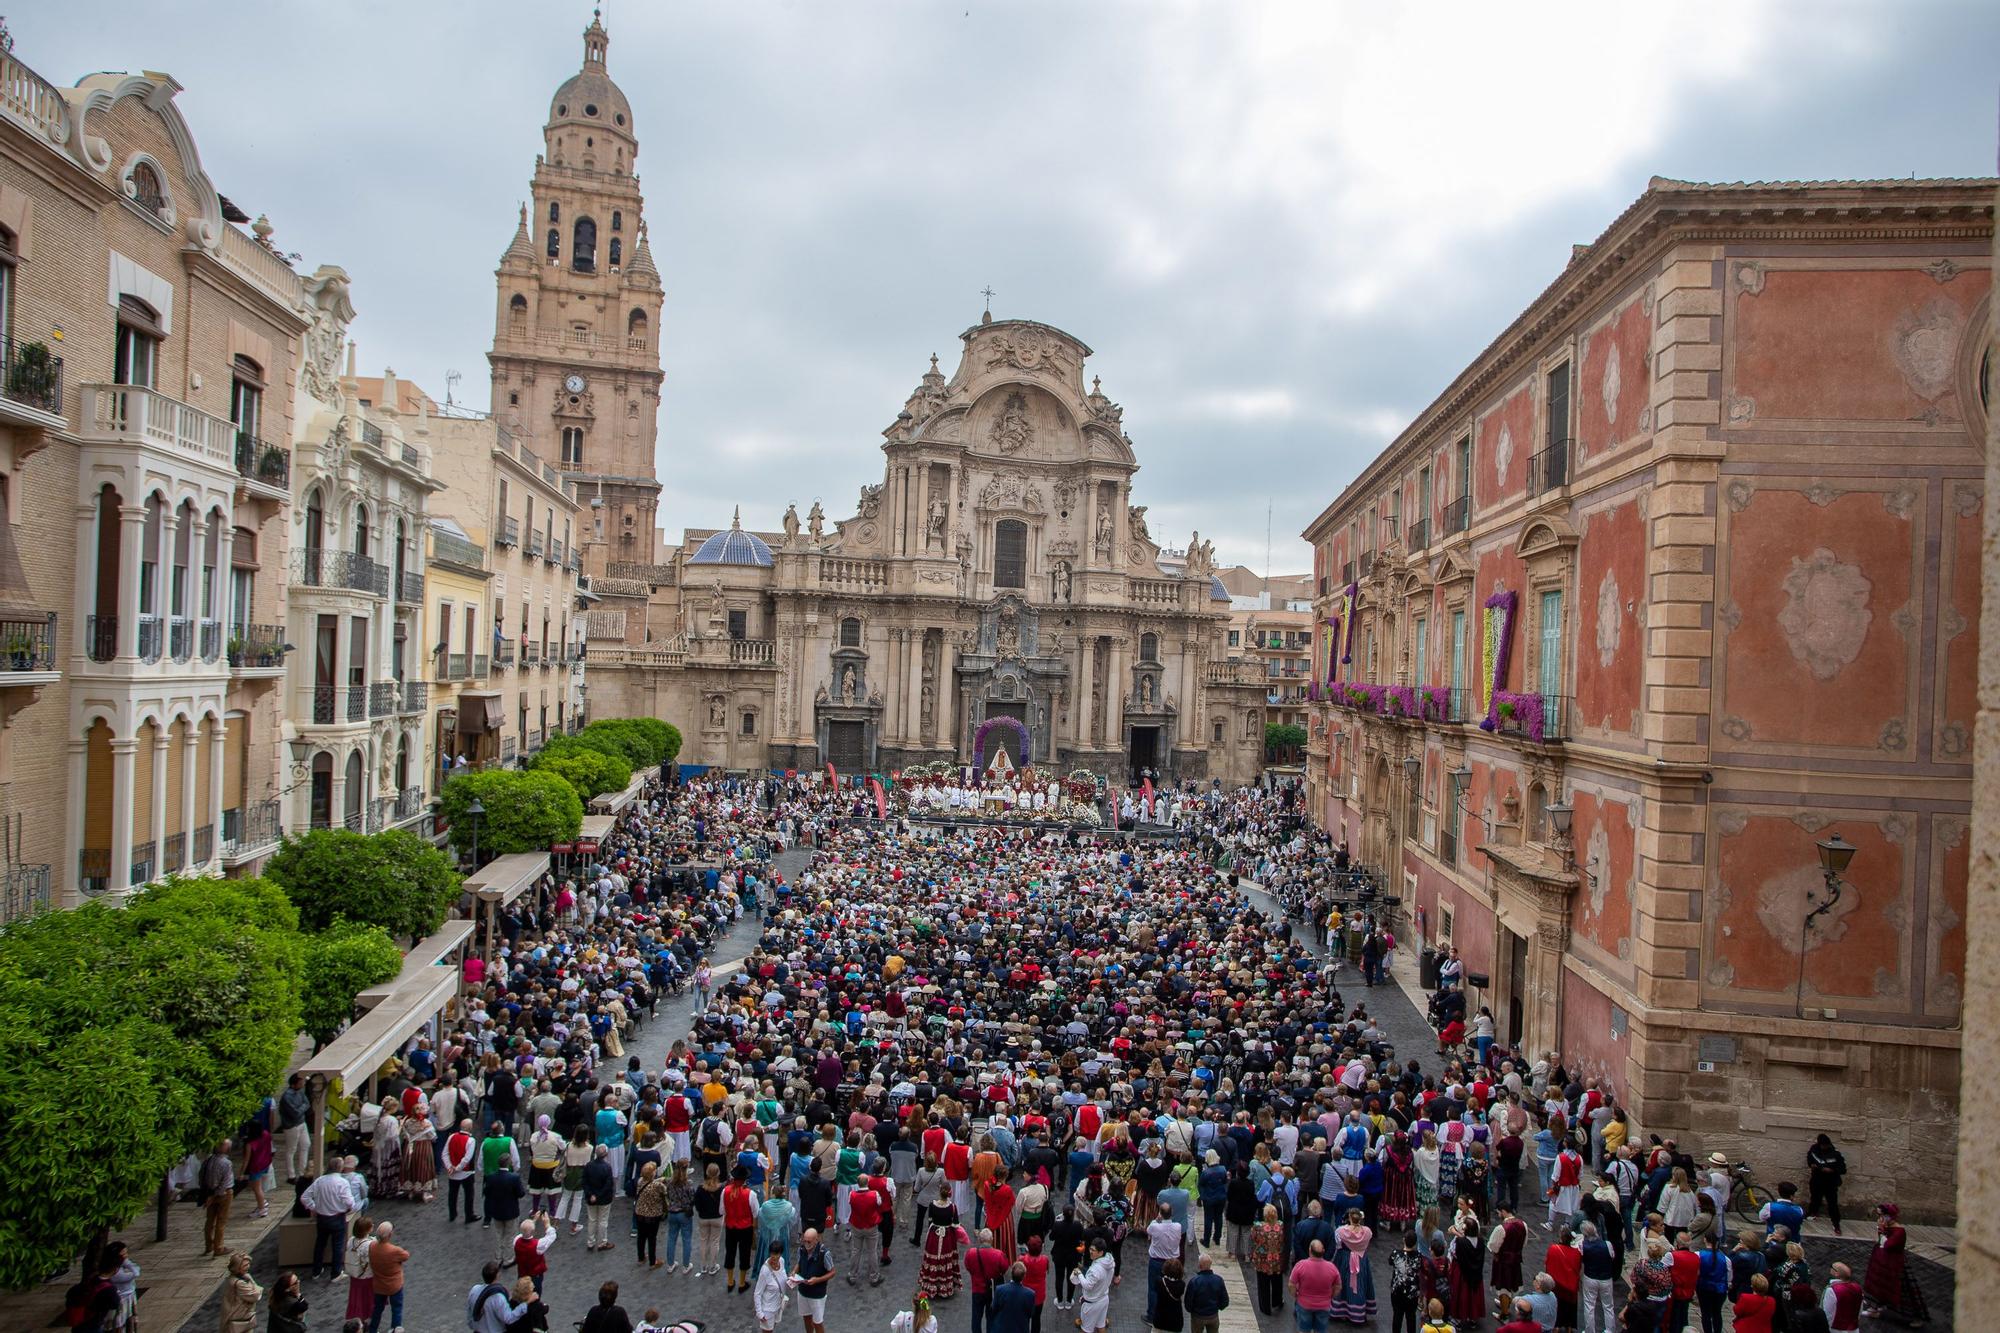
[488,10,664,572]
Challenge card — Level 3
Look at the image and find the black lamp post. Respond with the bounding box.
[1809,833,1855,925]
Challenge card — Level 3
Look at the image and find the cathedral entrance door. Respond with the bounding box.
[1128,725,1160,781]
[825,720,866,775]
[983,702,1028,764]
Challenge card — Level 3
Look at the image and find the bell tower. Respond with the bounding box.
[489,10,664,573]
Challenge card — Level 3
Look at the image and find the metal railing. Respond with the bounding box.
[162,831,185,875]
[1445,688,1475,724]
[292,548,389,596]
[199,618,222,661]
[86,614,118,663]
[130,840,155,887]
[310,684,368,724]
[495,641,516,668]
[1,337,63,416]
[192,823,213,867]
[500,735,518,761]
[1443,495,1471,536]
[341,807,366,832]
[168,615,192,662]
[528,727,545,750]
[522,641,540,665]
[0,613,55,672]
[526,530,546,558]
[472,653,489,677]
[359,418,383,448]
[401,680,427,714]
[222,799,281,859]
[1527,439,1570,497]
[401,442,421,467]
[445,652,469,680]
[394,786,424,820]
[233,432,290,490]
[346,684,366,721]
[548,538,565,566]
[78,848,110,897]
[1406,517,1429,552]
[1,863,50,924]
[369,681,399,718]
[567,550,583,573]
[496,515,519,547]
[399,569,424,603]
[1340,561,1354,585]
[228,624,286,669]
[137,614,161,663]
[432,528,486,570]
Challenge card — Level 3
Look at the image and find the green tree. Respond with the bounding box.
[1265,722,1307,749]
[0,876,302,1286]
[529,744,632,801]
[265,828,462,941]
[439,768,583,857]
[300,920,404,1047]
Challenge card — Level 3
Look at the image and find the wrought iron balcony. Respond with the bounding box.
[222,799,282,862]
[0,613,56,673]
[501,735,518,761]
[400,680,427,714]
[1406,517,1430,552]
[432,527,486,570]
[130,840,155,887]
[1,863,50,924]
[86,614,118,663]
[1527,439,1570,497]
[291,548,389,596]
[199,618,222,661]
[310,684,369,724]
[233,431,290,491]
[192,823,213,867]
[162,831,185,875]
[496,515,519,547]
[399,569,424,603]
[1442,495,1471,536]
[472,654,489,677]
[228,624,287,670]
[369,680,399,718]
[168,615,192,662]
[526,530,546,558]
[78,848,110,897]
[522,641,540,665]
[394,786,424,820]
[0,337,63,417]
[495,640,516,669]
[137,614,161,663]
[445,652,469,680]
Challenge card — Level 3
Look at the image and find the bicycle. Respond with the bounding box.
[1728,1160,1769,1224]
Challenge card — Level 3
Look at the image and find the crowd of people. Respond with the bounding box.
[67,773,1935,1333]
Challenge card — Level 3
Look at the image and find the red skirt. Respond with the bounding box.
[1381,1165,1416,1223]
[345,1277,376,1320]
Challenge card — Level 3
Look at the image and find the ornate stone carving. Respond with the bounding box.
[983,328,1077,378]
[1595,570,1623,667]
[1128,505,1150,542]
[1891,299,1962,401]
[1494,423,1515,482]
[976,472,1046,514]
[1094,505,1114,558]
[1720,716,1752,741]
[1777,548,1872,681]
[856,486,881,520]
[1732,261,1766,294]
[916,567,955,585]
[1923,258,1961,284]
[1941,720,1971,758]
[989,390,1033,454]
[1755,860,1857,955]
[1955,487,1983,518]
[298,267,355,407]
[1599,344,1622,428]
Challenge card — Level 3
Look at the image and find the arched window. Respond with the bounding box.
[353,504,369,558]
[395,737,409,793]
[1140,632,1159,663]
[548,200,559,223]
[609,238,621,267]
[128,161,166,216]
[611,210,622,232]
[839,618,861,648]
[509,293,527,334]
[310,752,333,830]
[993,519,1027,588]
[572,217,596,272]
[627,308,647,342]
[546,229,559,259]
[344,751,365,828]
[1526,781,1549,844]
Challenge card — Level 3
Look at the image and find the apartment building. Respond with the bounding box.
[1302,177,1991,1216]
[422,516,492,778]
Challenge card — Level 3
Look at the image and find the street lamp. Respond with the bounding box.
[1402,755,1421,784]
[1546,800,1573,840]
[1795,830,1857,1017]
[466,797,485,870]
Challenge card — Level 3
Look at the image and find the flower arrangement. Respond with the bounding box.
[1477,589,1520,732]
[1489,690,1547,743]
[971,714,1032,771]
[1422,686,1452,722]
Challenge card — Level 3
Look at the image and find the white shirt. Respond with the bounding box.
[301,1173,356,1218]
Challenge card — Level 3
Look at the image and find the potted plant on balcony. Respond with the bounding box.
[2,630,37,670]
[5,341,58,412]
[257,444,290,480]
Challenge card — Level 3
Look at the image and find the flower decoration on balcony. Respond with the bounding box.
[1489,690,1547,743]
[1422,685,1451,722]
[1384,684,1419,718]
[1477,589,1519,731]
[1339,582,1359,664]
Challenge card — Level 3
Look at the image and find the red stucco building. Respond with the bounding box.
[1302,177,1993,1218]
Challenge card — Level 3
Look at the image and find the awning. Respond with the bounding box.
[354,920,475,1012]
[589,772,650,814]
[465,851,550,906]
[578,815,615,842]
[457,691,503,736]
[298,966,458,1089]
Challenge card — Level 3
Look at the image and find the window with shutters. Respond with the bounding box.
[993,520,1027,588]
[1413,615,1427,688]
[1539,589,1563,701]
[1450,610,1466,700]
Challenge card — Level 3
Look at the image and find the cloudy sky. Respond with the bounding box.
[23,2,1997,573]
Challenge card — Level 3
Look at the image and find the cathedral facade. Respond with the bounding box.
[503,18,1264,783]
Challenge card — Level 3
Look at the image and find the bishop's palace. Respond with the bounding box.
[506,20,1269,783]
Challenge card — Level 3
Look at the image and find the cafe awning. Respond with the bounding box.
[457,691,503,735]
[589,772,649,814]
[464,851,550,906]
[354,920,475,1012]
[298,965,458,1090]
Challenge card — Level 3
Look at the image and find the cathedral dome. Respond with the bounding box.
[547,14,634,144]
[689,510,773,568]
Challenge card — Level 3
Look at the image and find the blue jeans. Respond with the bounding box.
[665,1212,694,1265]
[1294,1308,1329,1333]
[1147,1256,1167,1321]
[1473,1035,1494,1067]
[368,1290,403,1333]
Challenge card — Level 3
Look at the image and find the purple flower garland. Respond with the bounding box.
[1477,589,1519,733]
[1490,690,1547,743]
[971,714,1031,771]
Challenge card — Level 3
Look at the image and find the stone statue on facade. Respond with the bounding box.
[1094,504,1114,558]
[996,609,1020,659]
[921,682,935,732]
[705,579,726,635]
[807,501,825,542]
[708,695,725,729]
[990,391,1033,454]
[1052,560,1073,603]
[814,681,829,705]
[927,493,947,550]
[782,503,801,546]
[1129,505,1150,542]
[841,664,858,702]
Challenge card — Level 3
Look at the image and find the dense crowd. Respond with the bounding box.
[84,774,1929,1333]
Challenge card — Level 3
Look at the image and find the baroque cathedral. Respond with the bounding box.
[500,16,1265,784]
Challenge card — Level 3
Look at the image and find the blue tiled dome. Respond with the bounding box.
[689,513,773,568]
[1210,575,1231,602]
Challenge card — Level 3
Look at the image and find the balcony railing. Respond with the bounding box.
[0,613,56,673]
[192,823,213,867]
[400,680,427,714]
[394,786,424,821]
[1406,517,1430,552]
[227,624,286,670]
[1,863,50,925]
[522,641,540,665]
[0,49,73,148]
[1527,439,1570,497]
[496,515,519,547]
[292,548,389,596]
[1,337,63,417]
[528,727,545,751]
[162,831,185,875]
[81,383,233,471]
[130,840,155,888]
[86,614,117,663]
[137,614,161,663]
[232,432,290,490]
[341,807,366,832]
[346,684,366,722]
[1443,495,1471,536]
[1490,692,1570,743]
[168,615,192,662]
[359,418,383,448]
[369,681,399,718]
[445,652,469,680]
[222,799,281,860]
[399,569,424,603]
[472,654,489,677]
[501,735,518,761]
[526,530,546,558]
[567,550,583,573]
[78,849,110,897]
[1340,561,1354,585]
[310,684,368,724]
[495,641,516,669]
[199,618,222,661]
[1445,688,1475,724]
[432,528,486,570]
[548,538,564,566]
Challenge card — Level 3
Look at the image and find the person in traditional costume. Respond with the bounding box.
[919,1190,968,1301]
[1329,1209,1375,1325]
[1861,1202,1929,1325]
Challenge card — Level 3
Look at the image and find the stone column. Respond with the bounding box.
[330,759,346,832]
[179,717,199,857]
[914,465,930,555]
[207,717,227,867]
[905,628,924,745]
[65,739,87,903]
[109,737,137,894]
[1528,914,1571,1060]
[149,730,170,880]
[215,524,236,646]
[117,504,146,658]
